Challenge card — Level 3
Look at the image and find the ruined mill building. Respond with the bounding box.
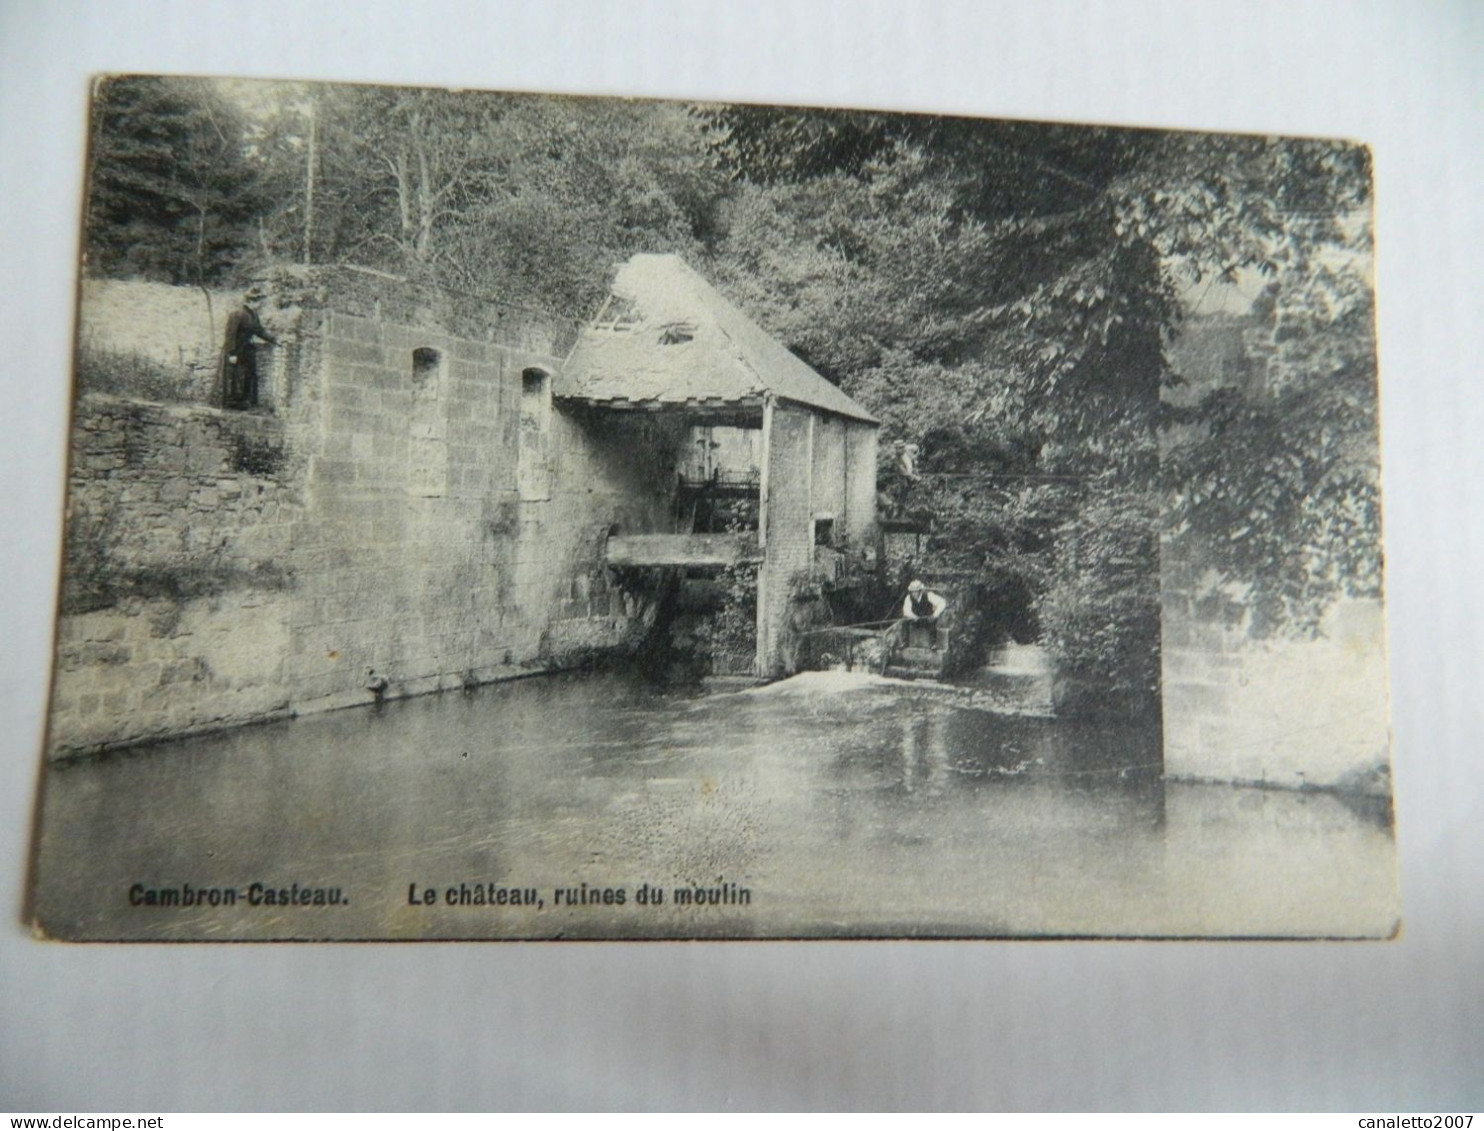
[51,254,880,757]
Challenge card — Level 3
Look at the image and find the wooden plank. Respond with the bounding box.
[555,395,764,416]
[605,533,762,568]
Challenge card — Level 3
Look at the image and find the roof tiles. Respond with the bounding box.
[558,254,878,425]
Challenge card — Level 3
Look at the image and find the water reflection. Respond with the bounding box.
[32,671,1396,940]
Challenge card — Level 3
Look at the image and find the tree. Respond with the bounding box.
[85,76,261,285]
[1162,221,1379,634]
[702,109,1165,703]
[251,86,730,315]
[702,105,1376,708]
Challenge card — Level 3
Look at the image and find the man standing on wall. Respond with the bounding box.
[220,285,277,410]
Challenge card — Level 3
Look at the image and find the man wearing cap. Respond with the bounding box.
[902,579,948,650]
[220,286,278,410]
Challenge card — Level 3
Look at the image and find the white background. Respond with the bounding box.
[2,0,1479,1111]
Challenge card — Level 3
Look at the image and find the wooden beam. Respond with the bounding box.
[555,395,764,420]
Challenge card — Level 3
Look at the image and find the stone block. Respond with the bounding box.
[330,314,381,344]
[186,445,226,476]
[380,325,419,352]
[1160,620,1193,649]
[325,404,381,435]
[372,434,406,460]
[312,459,357,486]
[1163,680,1228,717]
[452,338,490,363]
[380,391,413,417]
[327,339,386,366]
[370,519,407,544]
[155,445,189,472]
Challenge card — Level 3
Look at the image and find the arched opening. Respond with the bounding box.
[520,367,549,429]
[517,367,552,500]
[408,347,447,497]
[412,346,442,384]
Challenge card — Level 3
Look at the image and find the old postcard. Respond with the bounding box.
[28,76,1396,940]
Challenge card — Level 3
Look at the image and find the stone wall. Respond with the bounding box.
[275,308,530,711]
[1160,549,1390,794]
[48,272,681,757]
[843,421,878,555]
[53,397,302,750]
[63,397,300,600]
[260,292,683,715]
[752,404,881,676]
[51,591,296,753]
[301,265,578,358]
[811,414,847,533]
[1159,309,1389,795]
[756,402,816,676]
[75,279,237,403]
[536,408,687,659]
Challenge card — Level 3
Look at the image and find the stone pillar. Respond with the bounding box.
[756,400,815,676]
[843,420,878,553]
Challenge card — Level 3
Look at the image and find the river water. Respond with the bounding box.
[31,670,1398,940]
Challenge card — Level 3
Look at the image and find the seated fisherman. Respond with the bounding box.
[902,579,948,650]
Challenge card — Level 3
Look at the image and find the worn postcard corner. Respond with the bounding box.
[30,75,1397,941]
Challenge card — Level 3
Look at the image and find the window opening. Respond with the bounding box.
[518,368,552,501]
[521,368,549,429]
[412,347,441,385]
[408,347,446,497]
[591,295,643,332]
[658,322,696,345]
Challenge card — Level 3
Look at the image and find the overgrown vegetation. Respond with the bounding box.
[62,504,292,616]
[74,342,200,404]
[232,433,284,476]
[86,77,265,286]
[1037,493,1162,714]
[692,564,757,676]
[1163,274,1381,636]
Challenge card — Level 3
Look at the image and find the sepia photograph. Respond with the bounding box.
[29,75,1396,941]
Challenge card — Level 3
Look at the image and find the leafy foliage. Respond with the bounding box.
[253,88,730,313]
[692,564,758,674]
[1036,490,1162,710]
[1164,256,1380,634]
[85,77,262,284]
[704,106,1375,705]
[74,343,197,404]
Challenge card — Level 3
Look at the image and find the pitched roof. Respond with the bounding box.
[557,254,878,424]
